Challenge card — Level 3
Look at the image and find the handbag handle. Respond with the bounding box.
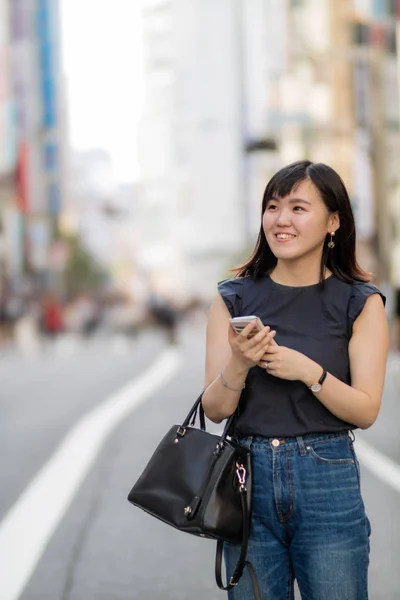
[189,401,206,430]
[182,393,237,440]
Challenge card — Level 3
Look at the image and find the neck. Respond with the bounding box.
[270,257,330,287]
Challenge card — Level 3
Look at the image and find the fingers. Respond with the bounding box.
[250,331,277,364]
[259,358,275,373]
[236,320,264,340]
[259,344,279,371]
[231,320,277,346]
[230,321,277,366]
[262,343,279,356]
[242,326,276,347]
[243,324,269,345]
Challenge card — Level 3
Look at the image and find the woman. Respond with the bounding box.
[202,160,389,600]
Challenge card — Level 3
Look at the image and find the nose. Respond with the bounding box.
[275,207,292,227]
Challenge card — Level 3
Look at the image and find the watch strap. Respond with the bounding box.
[309,368,327,391]
[318,369,327,386]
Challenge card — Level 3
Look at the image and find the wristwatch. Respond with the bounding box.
[309,369,327,393]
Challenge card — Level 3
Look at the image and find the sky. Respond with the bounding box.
[59,0,145,183]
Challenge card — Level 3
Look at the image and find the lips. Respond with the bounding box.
[275,233,297,240]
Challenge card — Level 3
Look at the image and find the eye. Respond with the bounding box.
[266,204,278,211]
[293,206,305,212]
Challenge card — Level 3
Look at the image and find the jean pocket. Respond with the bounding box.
[307,438,355,465]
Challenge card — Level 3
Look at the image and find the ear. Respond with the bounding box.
[327,211,340,233]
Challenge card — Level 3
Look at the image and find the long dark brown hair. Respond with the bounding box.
[234,160,371,285]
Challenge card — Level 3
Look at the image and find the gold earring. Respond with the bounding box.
[327,232,335,249]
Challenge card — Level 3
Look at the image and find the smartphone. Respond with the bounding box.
[230,315,264,337]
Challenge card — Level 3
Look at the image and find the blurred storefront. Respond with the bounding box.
[267,0,400,282]
[10,0,65,291]
[350,0,400,281]
[0,0,18,305]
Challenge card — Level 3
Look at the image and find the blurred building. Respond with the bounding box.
[137,0,251,298]
[351,0,400,284]
[62,148,148,297]
[65,149,136,281]
[65,148,117,267]
[136,0,400,297]
[0,0,18,302]
[281,0,400,280]
[280,1,349,170]
[240,0,286,238]
[10,0,66,289]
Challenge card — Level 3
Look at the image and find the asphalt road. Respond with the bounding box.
[1,324,399,600]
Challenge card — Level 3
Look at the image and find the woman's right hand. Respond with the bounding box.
[228,321,277,370]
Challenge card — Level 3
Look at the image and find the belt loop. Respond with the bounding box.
[297,436,307,456]
[239,435,253,450]
[348,430,355,443]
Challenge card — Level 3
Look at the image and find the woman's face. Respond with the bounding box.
[262,179,339,262]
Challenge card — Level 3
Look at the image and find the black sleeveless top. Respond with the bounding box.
[218,274,386,438]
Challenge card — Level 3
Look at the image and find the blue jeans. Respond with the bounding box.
[225,432,370,600]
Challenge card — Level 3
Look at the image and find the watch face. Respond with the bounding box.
[310,383,322,393]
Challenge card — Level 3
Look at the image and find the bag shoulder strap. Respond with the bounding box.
[214,487,261,600]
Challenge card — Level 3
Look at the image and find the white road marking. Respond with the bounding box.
[0,348,181,600]
[355,437,400,494]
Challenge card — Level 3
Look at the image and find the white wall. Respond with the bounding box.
[242,0,287,238]
[138,0,245,267]
[179,0,244,254]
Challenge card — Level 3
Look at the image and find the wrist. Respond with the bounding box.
[227,355,250,377]
[302,360,324,388]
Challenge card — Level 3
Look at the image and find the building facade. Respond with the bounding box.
[0,0,18,303]
[137,0,400,296]
[10,0,65,288]
[275,0,399,279]
[137,0,251,296]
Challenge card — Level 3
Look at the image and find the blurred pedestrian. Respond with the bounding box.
[0,293,13,347]
[64,294,99,339]
[202,160,389,599]
[14,298,41,356]
[146,292,178,345]
[0,291,23,347]
[40,292,64,342]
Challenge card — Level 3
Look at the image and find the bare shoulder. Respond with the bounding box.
[208,291,229,313]
[206,292,231,347]
[349,292,389,405]
[352,292,387,333]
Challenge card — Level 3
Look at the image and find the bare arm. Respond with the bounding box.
[300,294,389,429]
[202,293,276,423]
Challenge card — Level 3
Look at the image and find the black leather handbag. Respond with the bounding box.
[127,393,261,599]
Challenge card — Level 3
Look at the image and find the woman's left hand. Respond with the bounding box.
[258,344,313,382]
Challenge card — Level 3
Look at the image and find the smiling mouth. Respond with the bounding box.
[275,233,296,240]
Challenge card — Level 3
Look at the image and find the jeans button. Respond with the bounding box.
[272,439,280,447]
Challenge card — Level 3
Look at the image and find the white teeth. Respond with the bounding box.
[276,234,296,239]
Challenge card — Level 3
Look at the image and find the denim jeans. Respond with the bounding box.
[225,432,370,600]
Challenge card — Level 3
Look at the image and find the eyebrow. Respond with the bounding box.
[269,197,312,206]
